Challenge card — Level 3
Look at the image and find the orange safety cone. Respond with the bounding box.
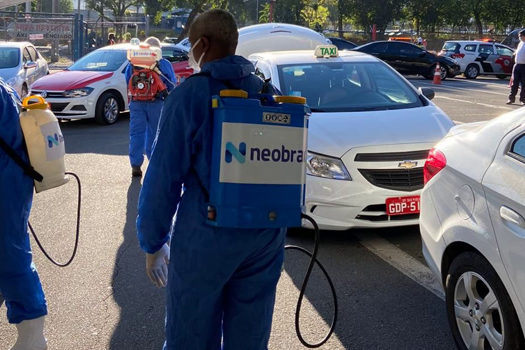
[433,63,441,85]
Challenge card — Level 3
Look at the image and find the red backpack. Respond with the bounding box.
[128,65,168,101]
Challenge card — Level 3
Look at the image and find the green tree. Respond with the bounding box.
[350,0,403,36]
[301,0,330,29]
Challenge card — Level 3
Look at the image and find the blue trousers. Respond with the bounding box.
[129,100,164,167]
[0,160,47,324]
[163,187,286,350]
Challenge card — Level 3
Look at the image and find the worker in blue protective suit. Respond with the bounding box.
[0,79,48,350]
[136,9,283,350]
[125,36,176,177]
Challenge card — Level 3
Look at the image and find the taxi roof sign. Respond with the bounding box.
[314,45,338,58]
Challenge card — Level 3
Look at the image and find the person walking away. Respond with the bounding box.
[0,78,48,350]
[125,36,176,177]
[136,9,282,350]
[507,29,525,105]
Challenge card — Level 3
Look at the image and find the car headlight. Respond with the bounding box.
[306,152,351,180]
[63,87,94,98]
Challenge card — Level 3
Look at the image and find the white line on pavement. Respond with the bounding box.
[354,232,445,301]
[435,95,515,110]
[415,80,509,96]
[449,77,511,90]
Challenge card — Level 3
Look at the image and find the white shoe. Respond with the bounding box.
[10,316,47,350]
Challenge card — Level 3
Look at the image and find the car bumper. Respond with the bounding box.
[447,64,461,76]
[30,90,96,119]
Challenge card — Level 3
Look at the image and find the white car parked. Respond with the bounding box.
[0,41,48,97]
[420,112,525,349]
[250,46,454,230]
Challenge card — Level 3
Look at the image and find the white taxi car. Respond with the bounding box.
[31,44,132,124]
[250,46,454,230]
[439,40,514,79]
[420,111,525,349]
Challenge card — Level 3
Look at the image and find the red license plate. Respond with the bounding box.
[385,196,420,216]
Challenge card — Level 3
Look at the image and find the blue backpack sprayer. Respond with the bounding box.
[207,89,337,348]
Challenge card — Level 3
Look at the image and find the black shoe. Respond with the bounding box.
[132,166,142,177]
[506,99,515,105]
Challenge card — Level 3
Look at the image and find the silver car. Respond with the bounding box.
[0,41,48,97]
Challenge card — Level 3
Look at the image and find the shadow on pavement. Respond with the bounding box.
[283,227,455,349]
[109,178,166,349]
[61,115,130,156]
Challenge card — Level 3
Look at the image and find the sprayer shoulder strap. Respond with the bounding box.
[0,136,43,182]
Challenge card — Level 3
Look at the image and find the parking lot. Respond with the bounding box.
[0,75,522,349]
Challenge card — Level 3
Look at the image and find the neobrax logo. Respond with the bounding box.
[225,142,246,163]
[47,133,64,148]
[225,142,303,164]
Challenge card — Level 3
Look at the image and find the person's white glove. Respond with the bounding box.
[146,243,170,288]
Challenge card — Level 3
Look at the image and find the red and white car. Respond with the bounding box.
[32,43,193,125]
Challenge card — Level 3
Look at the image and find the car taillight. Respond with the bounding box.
[451,53,465,59]
[424,148,447,184]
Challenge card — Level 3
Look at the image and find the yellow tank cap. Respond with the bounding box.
[274,96,307,105]
[22,95,49,110]
[219,89,248,98]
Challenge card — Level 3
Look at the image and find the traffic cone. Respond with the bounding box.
[433,63,441,85]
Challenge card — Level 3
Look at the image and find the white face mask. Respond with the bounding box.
[188,38,205,73]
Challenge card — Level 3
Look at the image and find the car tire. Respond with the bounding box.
[445,252,525,350]
[497,74,508,80]
[464,64,480,79]
[439,64,448,81]
[95,91,121,125]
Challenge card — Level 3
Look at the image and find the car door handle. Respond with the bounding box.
[500,206,525,228]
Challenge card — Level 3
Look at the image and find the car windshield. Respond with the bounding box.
[442,42,460,52]
[0,47,20,69]
[277,61,423,112]
[68,49,127,71]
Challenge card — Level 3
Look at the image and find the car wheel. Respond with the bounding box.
[446,252,525,350]
[21,84,28,98]
[497,75,508,80]
[440,65,448,81]
[464,64,480,79]
[95,91,121,125]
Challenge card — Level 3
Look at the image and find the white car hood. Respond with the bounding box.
[307,105,454,157]
[0,67,20,81]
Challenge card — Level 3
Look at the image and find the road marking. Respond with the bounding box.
[354,232,445,301]
[449,77,511,90]
[434,95,515,110]
[415,80,509,96]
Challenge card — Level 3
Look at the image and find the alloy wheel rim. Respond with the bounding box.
[104,97,118,123]
[454,271,504,350]
[468,67,478,78]
[440,66,447,80]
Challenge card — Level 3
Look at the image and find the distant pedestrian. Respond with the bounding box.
[507,29,525,105]
[107,33,116,46]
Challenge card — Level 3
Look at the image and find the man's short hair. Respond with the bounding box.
[519,29,525,37]
[145,36,161,48]
[189,9,238,51]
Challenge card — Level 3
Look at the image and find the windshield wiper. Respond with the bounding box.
[310,108,328,112]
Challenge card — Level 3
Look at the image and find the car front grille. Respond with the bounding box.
[31,90,65,98]
[355,204,419,222]
[49,103,69,112]
[354,150,430,162]
[358,168,424,191]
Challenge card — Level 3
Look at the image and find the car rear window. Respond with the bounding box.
[0,47,20,69]
[277,61,423,112]
[68,49,127,71]
[442,42,460,53]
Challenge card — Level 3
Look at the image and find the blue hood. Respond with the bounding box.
[201,55,255,81]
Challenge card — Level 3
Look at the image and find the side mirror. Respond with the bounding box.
[24,62,37,69]
[419,87,435,100]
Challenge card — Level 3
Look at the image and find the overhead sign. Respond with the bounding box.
[8,22,73,40]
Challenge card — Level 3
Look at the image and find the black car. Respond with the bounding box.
[353,41,460,80]
[328,37,358,50]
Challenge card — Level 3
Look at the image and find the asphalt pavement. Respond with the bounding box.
[1,75,520,349]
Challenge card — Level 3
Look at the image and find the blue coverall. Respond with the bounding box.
[125,58,176,167]
[0,79,47,324]
[137,56,285,350]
